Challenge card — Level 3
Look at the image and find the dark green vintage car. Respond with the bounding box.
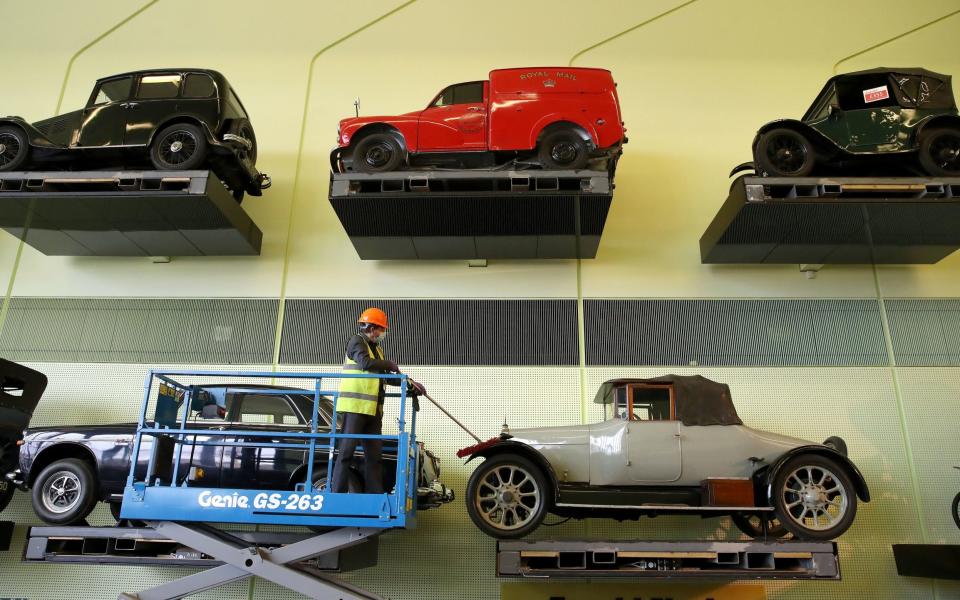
[743,68,960,178]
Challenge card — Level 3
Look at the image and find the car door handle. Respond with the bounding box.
[120,102,139,109]
[467,106,483,112]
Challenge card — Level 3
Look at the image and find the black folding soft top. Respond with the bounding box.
[819,67,955,111]
[594,374,743,426]
[0,358,47,439]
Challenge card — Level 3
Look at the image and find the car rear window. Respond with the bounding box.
[183,73,216,98]
[138,74,182,99]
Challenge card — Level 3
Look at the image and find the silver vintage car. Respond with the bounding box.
[458,375,869,540]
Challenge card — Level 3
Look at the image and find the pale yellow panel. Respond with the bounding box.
[578,0,960,298]
[282,0,687,299]
[4,0,403,298]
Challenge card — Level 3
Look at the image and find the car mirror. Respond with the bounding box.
[828,104,840,118]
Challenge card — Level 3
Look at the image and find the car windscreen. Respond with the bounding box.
[289,394,337,428]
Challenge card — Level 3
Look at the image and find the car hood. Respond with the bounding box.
[339,112,422,129]
[741,426,815,450]
[504,424,589,446]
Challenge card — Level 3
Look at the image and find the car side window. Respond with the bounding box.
[234,393,301,425]
[810,88,839,121]
[183,73,216,98]
[137,74,183,100]
[432,82,484,107]
[629,386,673,422]
[836,75,899,111]
[92,77,133,106]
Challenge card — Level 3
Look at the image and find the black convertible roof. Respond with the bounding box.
[805,67,956,117]
[594,374,743,426]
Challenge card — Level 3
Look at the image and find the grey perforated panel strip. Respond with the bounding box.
[583,299,888,366]
[279,299,579,366]
[885,299,960,366]
[0,297,277,364]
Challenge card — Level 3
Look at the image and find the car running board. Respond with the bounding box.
[554,502,774,511]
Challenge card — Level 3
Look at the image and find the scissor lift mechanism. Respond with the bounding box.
[75,368,422,599]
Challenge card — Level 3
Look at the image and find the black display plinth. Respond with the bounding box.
[0,170,262,256]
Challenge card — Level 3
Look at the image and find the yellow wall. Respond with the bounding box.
[1,1,960,599]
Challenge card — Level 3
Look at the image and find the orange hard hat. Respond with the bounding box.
[358,307,389,329]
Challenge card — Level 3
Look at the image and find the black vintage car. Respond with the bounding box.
[0,69,271,200]
[742,68,960,178]
[0,359,46,514]
[6,383,452,525]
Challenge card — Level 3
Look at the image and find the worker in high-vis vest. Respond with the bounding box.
[331,307,425,494]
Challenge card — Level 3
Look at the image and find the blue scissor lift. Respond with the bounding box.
[116,369,420,600]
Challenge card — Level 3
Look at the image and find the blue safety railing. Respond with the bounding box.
[120,369,419,529]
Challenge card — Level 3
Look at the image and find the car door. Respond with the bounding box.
[417,81,487,151]
[834,75,902,150]
[77,76,134,147]
[624,384,682,483]
[222,391,309,490]
[123,73,184,147]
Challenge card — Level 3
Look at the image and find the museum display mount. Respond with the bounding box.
[700,175,960,264]
[328,169,613,260]
[0,170,263,256]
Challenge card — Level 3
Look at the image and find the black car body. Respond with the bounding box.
[0,69,271,200]
[743,68,960,178]
[8,383,452,525]
[0,359,46,513]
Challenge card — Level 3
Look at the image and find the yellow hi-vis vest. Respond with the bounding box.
[337,337,386,416]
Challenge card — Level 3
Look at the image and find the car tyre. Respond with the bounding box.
[538,129,589,170]
[466,454,549,539]
[0,125,30,171]
[952,491,960,531]
[352,133,405,172]
[31,458,98,525]
[918,128,960,176]
[823,436,848,456]
[731,512,789,539]
[756,128,816,177]
[772,453,857,540]
[150,123,208,170]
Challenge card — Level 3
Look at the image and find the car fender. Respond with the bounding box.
[146,115,218,147]
[916,114,960,138]
[729,161,755,177]
[0,116,60,148]
[26,442,99,488]
[342,120,415,152]
[763,444,870,503]
[529,117,598,151]
[753,119,841,155]
[464,440,560,501]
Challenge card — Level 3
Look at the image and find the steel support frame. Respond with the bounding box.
[118,522,383,600]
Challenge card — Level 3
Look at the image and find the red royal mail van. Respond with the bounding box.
[332,67,626,173]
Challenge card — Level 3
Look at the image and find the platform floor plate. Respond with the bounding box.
[0,170,262,256]
[497,539,839,579]
[700,176,960,264]
[329,170,612,260]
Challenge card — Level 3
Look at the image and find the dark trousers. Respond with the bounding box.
[331,410,384,494]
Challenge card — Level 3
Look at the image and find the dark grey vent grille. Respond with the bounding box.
[280,299,578,366]
[886,299,960,366]
[0,297,277,364]
[584,299,886,366]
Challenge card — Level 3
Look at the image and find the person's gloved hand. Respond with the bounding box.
[411,380,427,396]
[386,360,400,373]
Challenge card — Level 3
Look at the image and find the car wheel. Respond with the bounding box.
[466,454,549,539]
[0,126,29,171]
[731,512,789,539]
[150,123,208,170]
[918,128,960,176]
[352,133,405,172]
[952,491,960,531]
[756,128,815,177]
[538,129,589,170]
[772,454,857,540]
[31,458,99,525]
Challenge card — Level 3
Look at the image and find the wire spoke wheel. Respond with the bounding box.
[0,127,28,171]
[0,133,21,166]
[766,134,807,174]
[159,131,199,165]
[41,471,82,515]
[930,132,960,171]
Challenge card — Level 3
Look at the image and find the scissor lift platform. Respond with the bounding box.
[0,170,262,256]
[497,539,840,579]
[328,169,613,259]
[700,175,960,264]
